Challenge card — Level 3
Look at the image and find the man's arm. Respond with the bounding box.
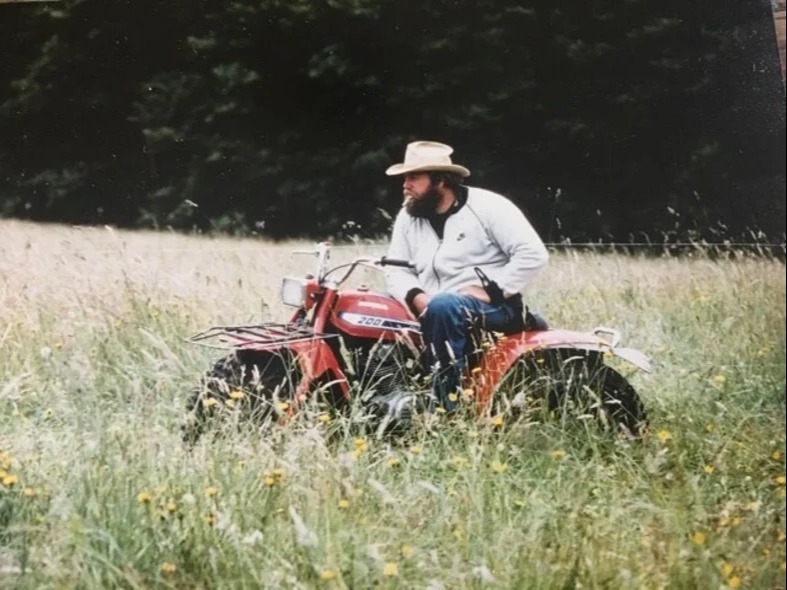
[483,195,549,297]
[384,211,425,305]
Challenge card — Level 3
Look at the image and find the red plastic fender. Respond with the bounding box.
[468,329,616,413]
[285,339,351,406]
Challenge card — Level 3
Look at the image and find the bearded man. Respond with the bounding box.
[384,140,549,412]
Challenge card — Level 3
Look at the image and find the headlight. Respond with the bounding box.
[280,277,307,307]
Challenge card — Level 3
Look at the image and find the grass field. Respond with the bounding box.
[1,219,785,589]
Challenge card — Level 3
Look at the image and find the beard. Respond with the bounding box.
[404,185,441,218]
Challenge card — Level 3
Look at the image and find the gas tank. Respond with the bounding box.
[331,289,421,342]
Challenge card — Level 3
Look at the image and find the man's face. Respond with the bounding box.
[402,172,440,218]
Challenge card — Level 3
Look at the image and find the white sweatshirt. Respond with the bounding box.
[385,186,549,303]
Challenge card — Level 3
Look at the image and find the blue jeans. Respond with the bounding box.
[419,292,522,412]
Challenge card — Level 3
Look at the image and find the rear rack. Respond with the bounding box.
[187,322,337,350]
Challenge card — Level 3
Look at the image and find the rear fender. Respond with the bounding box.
[469,328,651,412]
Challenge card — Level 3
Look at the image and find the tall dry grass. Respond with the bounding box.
[1,219,784,589]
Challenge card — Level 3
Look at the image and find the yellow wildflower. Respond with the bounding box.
[277,401,290,412]
[319,569,337,581]
[382,562,398,577]
[691,531,706,545]
[711,374,727,386]
[229,390,244,400]
[204,513,215,526]
[225,399,236,409]
[720,562,734,577]
[550,449,567,460]
[338,499,350,509]
[408,445,422,455]
[490,460,508,474]
[202,397,217,408]
[771,450,781,461]
[22,487,36,498]
[137,491,152,504]
[774,475,786,486]
[657,429,672,443]
[400,544,415,558]
[318,413,331,423]
[448,392,458,402]
[387,457,401,468]
[704,465,715,474]
[205,486,219,498]
[161,562,177,574]
[262,468,285,487]
[354,437,368,452]
[727,576,741,588]
[449,455,469,469]
[166,502,177,513]
[705,422,715,432]
[490,415,504,427]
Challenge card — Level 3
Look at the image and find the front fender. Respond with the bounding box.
[286,339,350,404]
[469,328,651,411]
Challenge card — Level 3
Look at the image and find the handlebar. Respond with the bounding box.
[290,243,414,286]
[323,255,415,286]
[380,256,415,269]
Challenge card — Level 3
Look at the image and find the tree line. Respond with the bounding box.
[1,0,784,243]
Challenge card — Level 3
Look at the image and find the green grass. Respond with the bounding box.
[1,220,785,589]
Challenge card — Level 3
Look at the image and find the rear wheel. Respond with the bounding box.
[494,349,647,437]
[181,350,299,445]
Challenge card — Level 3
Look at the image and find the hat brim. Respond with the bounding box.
[385,163,471,177]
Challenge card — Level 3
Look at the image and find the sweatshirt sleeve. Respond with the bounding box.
[482,195,549,296]
[384,210,423,303]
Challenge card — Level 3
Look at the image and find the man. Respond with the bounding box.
[384,140,549,413]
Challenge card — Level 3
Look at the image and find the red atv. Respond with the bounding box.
[182,242,650,443]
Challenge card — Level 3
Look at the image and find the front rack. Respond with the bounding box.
[187,322,338,350]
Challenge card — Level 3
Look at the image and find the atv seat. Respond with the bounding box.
[523,308,549,331]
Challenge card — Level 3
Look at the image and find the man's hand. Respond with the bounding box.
[412,292,431,317]
[459,285,491,303]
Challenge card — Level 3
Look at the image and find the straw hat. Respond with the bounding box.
[385,141,471,177]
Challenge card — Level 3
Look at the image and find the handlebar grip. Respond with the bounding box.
[380,256,415,269]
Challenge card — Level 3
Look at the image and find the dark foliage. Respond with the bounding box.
[0,0,784,242]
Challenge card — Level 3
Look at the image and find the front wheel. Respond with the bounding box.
[181,350,299,445]
[494,349,647,438]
